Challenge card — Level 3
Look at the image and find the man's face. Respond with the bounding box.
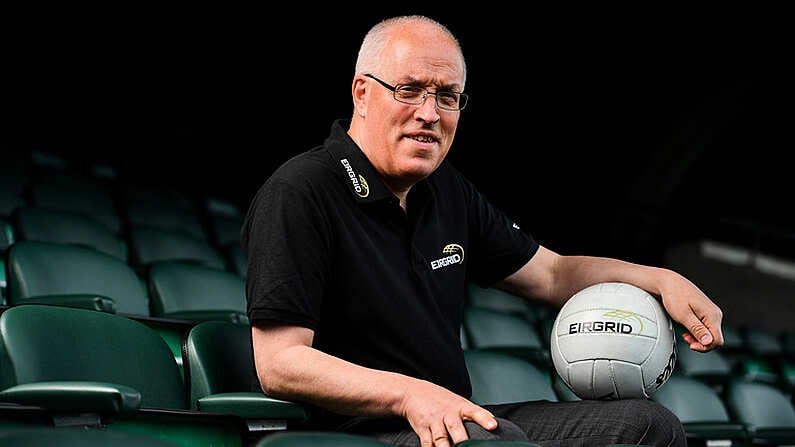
[357,25,465,187]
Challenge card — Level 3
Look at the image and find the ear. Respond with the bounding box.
[352,75,368,117]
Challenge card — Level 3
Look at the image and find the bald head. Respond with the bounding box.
[355,15,467,89]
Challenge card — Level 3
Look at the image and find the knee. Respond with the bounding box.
[464,418,528,442]
[626,399,686,447]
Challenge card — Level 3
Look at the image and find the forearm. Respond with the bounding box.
[549,254,675,306]
[501,246,678,308]
[257,342,414,418]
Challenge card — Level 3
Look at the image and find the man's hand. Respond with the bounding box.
[660,272,724,352]
[398,378,497,447]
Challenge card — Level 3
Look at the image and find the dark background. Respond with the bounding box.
[4,6,790,266]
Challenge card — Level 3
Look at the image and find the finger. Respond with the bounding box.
[417,427,433,447]
[444,415,469,445]
[430,422,451,447]
[463,407,497,431]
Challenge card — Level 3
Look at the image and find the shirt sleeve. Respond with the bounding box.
[462,176,539,287]
[241,177,331,329]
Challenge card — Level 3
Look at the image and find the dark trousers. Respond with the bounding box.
[345,399,686,447]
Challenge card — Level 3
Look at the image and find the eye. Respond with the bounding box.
[395,85,425,99]
[437,92,459,107]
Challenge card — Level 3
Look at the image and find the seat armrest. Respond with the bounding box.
[0,381,141,414]
[16,294,117,313]
[196,392,308,420]
[162,310,248,324]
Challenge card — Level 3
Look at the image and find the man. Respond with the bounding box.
[242,14,723,447]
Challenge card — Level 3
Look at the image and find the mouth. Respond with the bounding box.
[409,134,437,144]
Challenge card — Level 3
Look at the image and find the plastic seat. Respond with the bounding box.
[209,213,244,248]
[148,260,248,323]
[184,320,309,433]
[28,173,121,234]
[0,217,12,304]
[5,240,191,371]
[11,206,127,261]
[120,183,198,215]
[724,378,795,445]
[673,336,733,388]
[652,375,747,445]
[6,240,146,315]
[463,306,550,366]
[255,431,392,446]
[0,304,246,446]
[466,283,551,324]
[464,349,557,405]
[227,243,248,278]
[128,225,227,272]
[0,173,28,218]
[125,201,210,241]
[0,426,182,446]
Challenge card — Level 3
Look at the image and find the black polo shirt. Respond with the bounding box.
[242,118,538,403]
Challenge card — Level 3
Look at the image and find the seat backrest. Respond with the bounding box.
[12,206,126,261]
[0,304,185,409]
[125,202,209,241]
[0,427,183,446]
[255,431,393,446]
[128,225,227,271]
[6,240,149,315]
[28,176,121,234]
[463,306,548,364]
[466,283,540,322]
[652,375,731,423]
[227,243,248,278]
[148,261,246,320]
[725,379,795,441]
[464,349,557,405]
[673,337,732,385]
[184,320,256,410]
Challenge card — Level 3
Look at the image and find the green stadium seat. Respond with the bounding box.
[0,426,183,446]
[724,378,795,445]
[5,240,191,372]
[11,206,127,261]
[463,306,550,366]
[28,173,121,234]
[673,336,733,388]
[6,240,145,314]
[551,373,580,402]
[227,243,248,278]
[464,349,557,405]
[184,320,310,436]
[652,375,747,445]
[0,305,246,446]
[0,174,28,218]
[128,225,227,273]
[125,201,210,241]
[466,283,552,324]
[255,431,392,446]
[147,261,247,323]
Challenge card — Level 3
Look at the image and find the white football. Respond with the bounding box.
[550,282,677,400]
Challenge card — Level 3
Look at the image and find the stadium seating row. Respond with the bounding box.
[5,147,795,446]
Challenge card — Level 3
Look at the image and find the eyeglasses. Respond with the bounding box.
[365,74,468,111]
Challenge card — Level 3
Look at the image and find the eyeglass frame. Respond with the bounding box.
[364,73,468,111]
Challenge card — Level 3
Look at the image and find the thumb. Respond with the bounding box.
[464,408,497,431]
[683,314,719,348]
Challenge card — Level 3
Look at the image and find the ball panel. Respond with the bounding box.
[550,282,677,400]
[556,333,656,364]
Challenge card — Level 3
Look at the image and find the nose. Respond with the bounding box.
[415,93,441,123]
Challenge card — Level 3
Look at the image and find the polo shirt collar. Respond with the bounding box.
[325,119,397,204]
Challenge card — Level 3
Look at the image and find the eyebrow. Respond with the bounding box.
[401,76,462,93]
